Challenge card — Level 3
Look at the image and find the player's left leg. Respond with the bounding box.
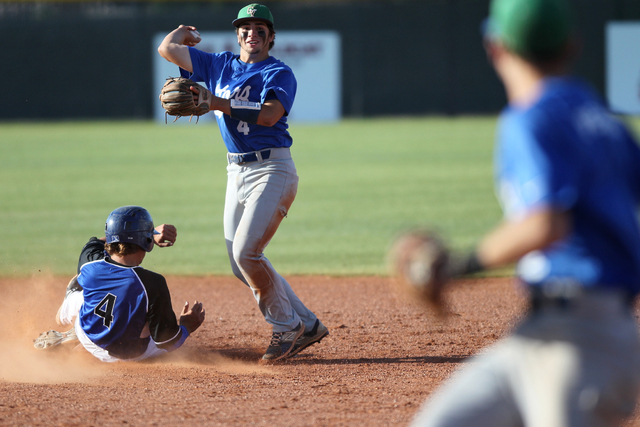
[279,275,329,356]
[410,338,523,427]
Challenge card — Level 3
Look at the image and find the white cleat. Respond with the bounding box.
[34,328,78,350]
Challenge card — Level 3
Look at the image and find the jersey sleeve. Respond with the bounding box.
[496,111,580,220]
[134,268,188,352]
[179,47,232,86]
[77,237,106,274]
[262,67,297,115]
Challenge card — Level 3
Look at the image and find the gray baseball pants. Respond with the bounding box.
[411,290,640,427]
[224,147,318,333]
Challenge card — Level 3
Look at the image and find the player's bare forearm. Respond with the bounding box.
[256,100,285,127]
[477,208,571,269]
[157,25,200,72]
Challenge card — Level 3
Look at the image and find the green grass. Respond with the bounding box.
[2,117,639,277]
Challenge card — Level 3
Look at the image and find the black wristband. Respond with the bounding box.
[449,251,485,277]
[229,99,261,124]
[464,252,485,275]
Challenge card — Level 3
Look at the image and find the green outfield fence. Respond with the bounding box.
[1,0,639,120]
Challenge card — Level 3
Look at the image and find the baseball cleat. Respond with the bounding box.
[261,322,305,362]
[289,319,329,357]
[34,328,78,350]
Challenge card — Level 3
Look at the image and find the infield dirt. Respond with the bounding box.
[1,275,639,426]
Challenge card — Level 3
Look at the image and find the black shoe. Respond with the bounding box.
[261,322,305,361]
[289,319,329,357]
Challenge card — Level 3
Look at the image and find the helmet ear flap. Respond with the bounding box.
[146,236,154,252]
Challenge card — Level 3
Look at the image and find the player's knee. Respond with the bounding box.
[232,243,261,271]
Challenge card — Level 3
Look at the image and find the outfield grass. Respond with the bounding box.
[2,117,638,277]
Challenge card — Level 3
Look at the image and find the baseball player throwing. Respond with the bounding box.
[35,206,205,362]
[391,0,640,425]
[157,3,328,362]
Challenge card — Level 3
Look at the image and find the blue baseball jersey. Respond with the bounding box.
[77,239,188,359]
[496,77,640,294]
[181,49,296,153]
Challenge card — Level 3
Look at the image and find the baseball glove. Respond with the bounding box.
[388,229,451,313]
[159,77,211,122]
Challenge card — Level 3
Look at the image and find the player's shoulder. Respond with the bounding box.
[193,48,236,65]
[217,50,237,60]
[264,56,294,73]
[193,47,234,58]
[133,267,167,285]
[503,78,588,129]
[133,267,172,299]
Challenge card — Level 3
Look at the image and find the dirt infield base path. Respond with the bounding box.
[1,275,639,426]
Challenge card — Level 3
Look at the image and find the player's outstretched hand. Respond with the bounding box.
[180,300,205,334]
[154,224,177,248]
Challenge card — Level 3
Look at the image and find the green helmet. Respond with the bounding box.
[232,3,274,28]
[486,0,572,59]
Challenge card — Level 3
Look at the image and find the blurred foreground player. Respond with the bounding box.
[34,206,205,362]
[392,0,640,425]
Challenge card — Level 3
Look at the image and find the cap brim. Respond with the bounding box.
[232,17,272,27]
[153,229,161,235]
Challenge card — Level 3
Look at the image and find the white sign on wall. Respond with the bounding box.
[153,31,341,123]
[606,22,640,115]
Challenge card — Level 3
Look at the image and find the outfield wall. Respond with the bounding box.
[1,0,639,120]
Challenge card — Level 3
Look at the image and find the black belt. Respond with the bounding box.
[228,149,271,164]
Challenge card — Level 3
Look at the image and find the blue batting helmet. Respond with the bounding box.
[105,206,159,252]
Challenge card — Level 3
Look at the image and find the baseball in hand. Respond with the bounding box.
[190,29,201,39]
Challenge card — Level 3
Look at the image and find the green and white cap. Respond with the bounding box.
[232,3,274,27]
[485,0,572,58]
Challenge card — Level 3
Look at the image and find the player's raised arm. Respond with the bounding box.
[157,25,201,72]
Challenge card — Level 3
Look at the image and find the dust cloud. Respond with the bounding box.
[0,273,106,384]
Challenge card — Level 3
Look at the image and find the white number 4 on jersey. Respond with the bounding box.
[237,121,250,135]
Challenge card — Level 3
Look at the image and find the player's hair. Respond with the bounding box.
[268,25,276,50]
[523,42,576,74]
[105,242,142,257]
